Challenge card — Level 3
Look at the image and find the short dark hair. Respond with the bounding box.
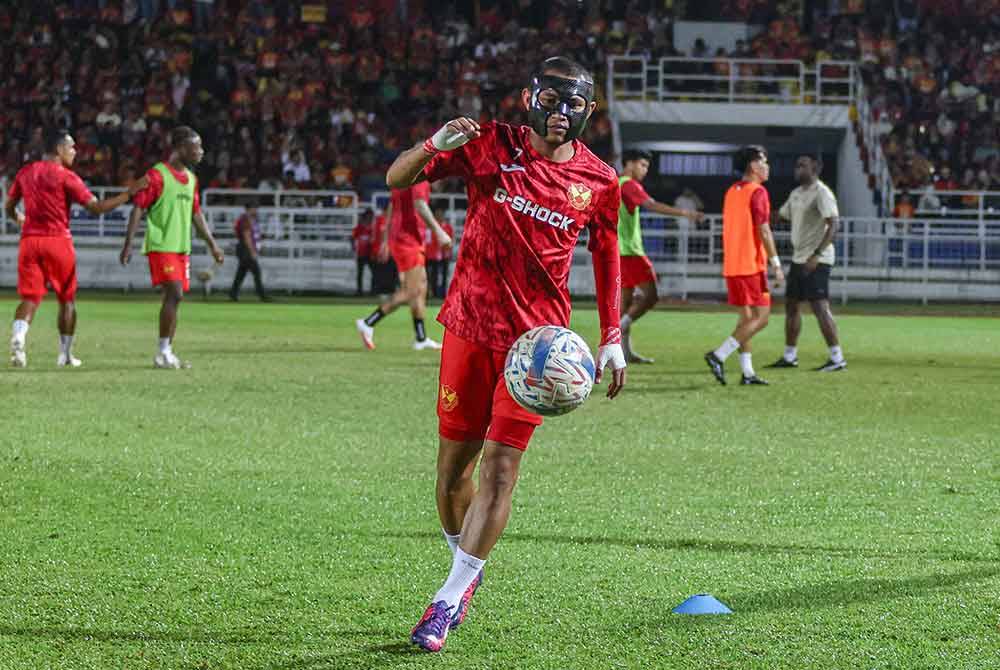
[44,128,71,154]
[169,125,199,148]
[734,145,767,174]
[535,56,593,84]
[622,148,652,164]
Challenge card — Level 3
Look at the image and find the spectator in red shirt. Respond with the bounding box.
[370,210,397,295]
[352,209,375,295]
[229,204,270,302]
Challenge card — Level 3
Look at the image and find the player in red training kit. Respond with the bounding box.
[355,180,452,350]
[6,128,146,368]
[387,57,627,653]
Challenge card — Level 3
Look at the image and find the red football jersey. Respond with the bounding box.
[424,121,621,352]
[352,222,373,257]
[8,161,95,238]
[389,181,431,249]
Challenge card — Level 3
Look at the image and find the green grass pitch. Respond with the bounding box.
[2,297,999,669]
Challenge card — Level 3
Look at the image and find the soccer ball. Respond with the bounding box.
[504,325,596,416]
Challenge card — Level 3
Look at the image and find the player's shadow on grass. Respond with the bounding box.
[267,641,432,670]
[0,624,278,645]
[626,384,707,394]
[723,566,1000,614]
[370,530,1000,566]
[190,346,360,355]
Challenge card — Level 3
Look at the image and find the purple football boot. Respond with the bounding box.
[410,600,453,652]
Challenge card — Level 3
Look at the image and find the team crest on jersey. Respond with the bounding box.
[440,384,459,412]
[567,183,592,211]
[163,265,174,273]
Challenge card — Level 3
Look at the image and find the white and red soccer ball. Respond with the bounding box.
[503,325,596,416]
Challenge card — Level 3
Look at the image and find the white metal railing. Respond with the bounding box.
[202,188,359,209]
[855,77,893,214]
[2,207,997,303]
[629,214,1000,304]
[606,57,857,105]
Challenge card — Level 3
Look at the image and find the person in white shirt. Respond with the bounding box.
[767,155,847,372]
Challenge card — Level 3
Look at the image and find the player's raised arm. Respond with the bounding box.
[644,199,705,222]
[82,176,149,216]
[386,117,481,188]
[588,180,627,398]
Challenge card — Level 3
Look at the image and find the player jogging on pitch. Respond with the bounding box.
[386,56,627,653]
[7,128,146,368]
[120,126,224,369]
[617,148,704,363]
[704,145,784,386]
[355,181,453,350]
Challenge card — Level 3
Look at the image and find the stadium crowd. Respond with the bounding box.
[0,0,997,204]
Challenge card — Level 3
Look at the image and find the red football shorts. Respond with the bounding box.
[437,330,543,451]
[390,243,426,273]
[147,252,190,292]
[620,254,657,289]
[726,271,771,307]
[17,236,77,303]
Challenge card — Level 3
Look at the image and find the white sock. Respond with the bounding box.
[433,547,486,611]
[158,337,172,355]
[60,334,74,356]
[443,530,461,556]
[620,314,632,331]
[784,345,797,362]
[713,336,740,361]
[739,352,755,377]
[11,319,29,345]
[829,345,844,364]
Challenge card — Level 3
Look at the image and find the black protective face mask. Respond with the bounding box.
[528,74,594,142]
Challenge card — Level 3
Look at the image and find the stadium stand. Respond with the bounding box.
[2,1,995,205]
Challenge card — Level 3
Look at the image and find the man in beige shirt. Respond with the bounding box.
[767,155,847,372]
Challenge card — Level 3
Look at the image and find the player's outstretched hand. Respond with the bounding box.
[127,175,149,196]
[119,245,132,266]
[437,232,453,251]
[14,211,25,229]
[596,328,627,399]
[210,243,224,264]
[691,210,706,223]
[428,117,481,152]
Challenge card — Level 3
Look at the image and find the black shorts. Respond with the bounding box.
[786,262,832,301]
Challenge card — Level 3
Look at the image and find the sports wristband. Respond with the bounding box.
[769,256,781,269]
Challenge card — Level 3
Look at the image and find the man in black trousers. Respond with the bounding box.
[229,204,271,302]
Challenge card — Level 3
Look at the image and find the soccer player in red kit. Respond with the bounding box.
[704,145,785,386]
[6,128,146,368]
[386,57,627,653]
[121,126,224,369]
[617,148,704,364]
[355,181,452,350]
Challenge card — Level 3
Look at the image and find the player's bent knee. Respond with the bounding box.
[480,457,520,495]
